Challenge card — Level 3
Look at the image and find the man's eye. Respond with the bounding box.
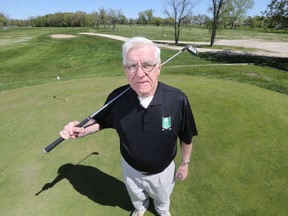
[143,64,153,68]
[128,64,137,69]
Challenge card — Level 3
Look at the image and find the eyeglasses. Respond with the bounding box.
[124,62,158,73]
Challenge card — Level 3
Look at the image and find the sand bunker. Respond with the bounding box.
[50,34,77,39]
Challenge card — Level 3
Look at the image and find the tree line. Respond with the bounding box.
[1,0,286,29]
[1,9,283,30]
[2,9,205,28]
[1,0,287,47]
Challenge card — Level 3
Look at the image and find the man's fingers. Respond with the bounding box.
[60,130,72,140]
[176,166,189,181]
[60,121,81,139]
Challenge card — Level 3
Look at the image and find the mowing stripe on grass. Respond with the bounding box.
[1,75,287,216]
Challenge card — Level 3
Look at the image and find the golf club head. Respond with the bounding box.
[185,45,198,55]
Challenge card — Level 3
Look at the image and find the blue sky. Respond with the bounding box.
[1,0,271,20]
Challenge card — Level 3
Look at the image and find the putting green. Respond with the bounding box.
[1,75,287,216]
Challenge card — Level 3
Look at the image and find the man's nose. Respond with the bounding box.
[135,65,147,76]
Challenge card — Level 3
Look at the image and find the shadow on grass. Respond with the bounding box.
[35,152,133,212]
[198,51,288,72]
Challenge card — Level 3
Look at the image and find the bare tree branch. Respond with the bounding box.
[164,0,199,44]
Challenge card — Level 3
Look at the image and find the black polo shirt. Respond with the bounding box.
[94,82,198,174]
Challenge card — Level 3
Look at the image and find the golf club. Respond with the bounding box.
[161,45,197,66]
[43,45,197,154]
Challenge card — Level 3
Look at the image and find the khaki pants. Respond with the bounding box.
[121,158,175,215]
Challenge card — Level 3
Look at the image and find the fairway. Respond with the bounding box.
[0,75,287,216]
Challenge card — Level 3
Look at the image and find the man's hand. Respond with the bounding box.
[177,142,192,181]
[59,121,86,140]
[175,164,189,181]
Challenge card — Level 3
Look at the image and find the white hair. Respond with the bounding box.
[122,37,161,65]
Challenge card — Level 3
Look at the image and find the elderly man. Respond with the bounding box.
[60,37,198,216]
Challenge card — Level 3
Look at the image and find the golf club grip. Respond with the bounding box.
[43,137,64,153]
[43,118,90,154]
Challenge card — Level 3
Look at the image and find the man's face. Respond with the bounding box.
[124,45,161,97]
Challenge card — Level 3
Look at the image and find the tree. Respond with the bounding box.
[144,9,154,25]
[229,0,254,29]
[0,13,9,28]
[90,11,101,28]
[153,17,164,26]
[164,0,198,44]
[136,9,154,25]
[244,15,264,28]
[262,0,288,30]
[85,12,97,27]
[209,0,231,47]
[107,9,125,31]
[192,14,210,27]
[137,12,147,25]
[73,11,86,27]
[99,7,107,28]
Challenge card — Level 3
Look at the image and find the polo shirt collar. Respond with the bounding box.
[128,82,164,107]
[150,82,164,106]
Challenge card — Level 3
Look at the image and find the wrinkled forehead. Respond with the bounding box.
[126,45,157,62]
[123,39,161,64]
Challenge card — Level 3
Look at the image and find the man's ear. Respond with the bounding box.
[157,63,161,75]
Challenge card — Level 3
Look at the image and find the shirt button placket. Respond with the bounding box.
[143,110,150,133]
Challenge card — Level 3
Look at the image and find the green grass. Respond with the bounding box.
[0,27,287,92]
[91,25,288,42]
[0,75,287,216]
[0,27,288,216]
[163,63,288,94]
[0,27,123,91]
[2,25,288,44]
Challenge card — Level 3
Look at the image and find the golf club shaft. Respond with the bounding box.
[161,47,187,66]
[43,86,130,153]
[43,45,197,154]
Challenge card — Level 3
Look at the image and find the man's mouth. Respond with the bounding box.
[138,80,150,84]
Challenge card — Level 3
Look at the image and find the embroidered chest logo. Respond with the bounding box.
[162,116,172,130]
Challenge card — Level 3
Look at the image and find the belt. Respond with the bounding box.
[140,171,152,176]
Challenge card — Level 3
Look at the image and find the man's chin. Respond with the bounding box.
[136,89,152,97]
[132,83,155,96]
